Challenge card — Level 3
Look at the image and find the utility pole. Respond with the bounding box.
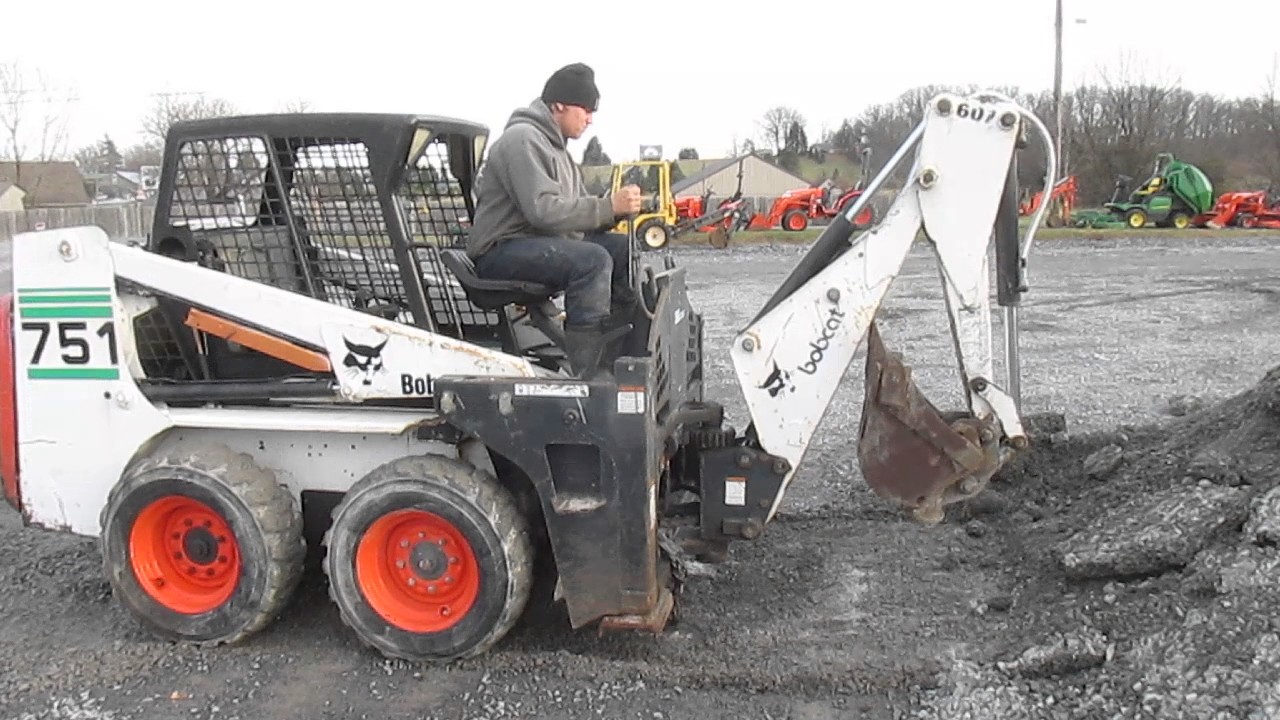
[1054,0,1064,177]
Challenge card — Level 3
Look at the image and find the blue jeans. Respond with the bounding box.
[473,232,633,326]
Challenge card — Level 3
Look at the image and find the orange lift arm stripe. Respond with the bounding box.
[184,309,333,373]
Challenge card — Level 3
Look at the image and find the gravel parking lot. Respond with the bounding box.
[3,232,1280,720]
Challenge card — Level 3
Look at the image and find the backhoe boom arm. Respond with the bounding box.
[729,91,1056,524]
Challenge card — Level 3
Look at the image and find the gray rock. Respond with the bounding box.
[1219,548,1280,593]
[1084,445,1125,480]
[961,490,1011,518]
[1244,486,1280,545]
[1056,484,1249,579]
[997,627,1111,678]
[1166,394,1205,417]
[1187,446,1244,486]
[1177,543,1280,594]
[1188,545,1280,594]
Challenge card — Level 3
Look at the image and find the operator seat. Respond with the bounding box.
[439,249,567,351]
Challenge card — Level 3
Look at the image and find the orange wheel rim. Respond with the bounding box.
[129,496,241,614]
[787,215,804,230]
[855,208,874,226]
[355,509,480,633]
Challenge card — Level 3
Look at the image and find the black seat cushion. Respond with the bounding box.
[440,249,557,310]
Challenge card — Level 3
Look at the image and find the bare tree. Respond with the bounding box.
[141,94,237,146]
[0,60,73,203]
[122,142,163,171]
[1254,54,1280,185]
[759,106,803,152]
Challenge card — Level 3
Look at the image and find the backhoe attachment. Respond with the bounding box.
[730,90,1057,525]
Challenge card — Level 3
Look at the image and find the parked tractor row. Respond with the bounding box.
[608,146,1276,248]
[606,149,880,250]
[1036,152,1278,232]
[1191,190,1280,229]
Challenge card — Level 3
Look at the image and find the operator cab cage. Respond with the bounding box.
[135,113,504,386]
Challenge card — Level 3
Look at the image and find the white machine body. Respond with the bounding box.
[8,227,548,535]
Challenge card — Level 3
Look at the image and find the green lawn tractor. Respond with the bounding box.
[1100,153,1214,229]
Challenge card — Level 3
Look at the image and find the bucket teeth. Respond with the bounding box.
[856,321,1004,524]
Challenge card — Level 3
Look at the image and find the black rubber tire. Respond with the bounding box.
[851,204,879,231]
[323,454,533,662]
[99,444,305,645]
[782,209,809,232]
[636,218,670,250]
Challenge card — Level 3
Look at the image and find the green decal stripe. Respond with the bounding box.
[17,287,111,294]
[27,367,119,380]
[17,294,112,304]
[19,306,113,319]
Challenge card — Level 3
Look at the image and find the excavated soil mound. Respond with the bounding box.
[919,365,1280,719]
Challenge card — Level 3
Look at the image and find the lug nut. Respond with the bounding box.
[937,98,952,115]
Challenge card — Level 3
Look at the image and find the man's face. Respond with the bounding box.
[553,103,594,140]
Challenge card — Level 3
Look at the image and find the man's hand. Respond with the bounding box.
[612,184,643,217]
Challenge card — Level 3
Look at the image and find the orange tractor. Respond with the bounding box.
[673,159,750,242]
[1192,189,1280,229]
[744,148,877,232]
[1019,174,1077,227]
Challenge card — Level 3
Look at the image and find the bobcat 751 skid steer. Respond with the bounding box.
[0,90,1056,662]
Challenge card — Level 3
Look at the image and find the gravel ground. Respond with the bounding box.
[3,233,1280,719]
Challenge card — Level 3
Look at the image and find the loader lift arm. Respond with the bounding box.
[727,91,1057,525]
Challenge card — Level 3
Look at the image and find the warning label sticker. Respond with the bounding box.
[725,477,747,506]
[617,385,646,415]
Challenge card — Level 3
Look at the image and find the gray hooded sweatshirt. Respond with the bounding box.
[466,99,616,259]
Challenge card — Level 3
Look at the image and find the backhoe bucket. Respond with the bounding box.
[856,322,1004,524]
[707,227,730,249]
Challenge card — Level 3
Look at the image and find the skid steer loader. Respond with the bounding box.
[0,90,1057,663]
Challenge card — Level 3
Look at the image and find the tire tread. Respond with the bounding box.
[322,454,533,662]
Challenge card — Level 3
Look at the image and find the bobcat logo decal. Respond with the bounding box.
[759,360,795,398]
[343,336,388,386]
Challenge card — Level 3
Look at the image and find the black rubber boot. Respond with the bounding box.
[601,295,638,366]
[563,322,626,381]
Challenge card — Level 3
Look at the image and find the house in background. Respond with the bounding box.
[0,161,92,208]
[83,170,143,201]
[670,153,810,200]
[0,182,25,212]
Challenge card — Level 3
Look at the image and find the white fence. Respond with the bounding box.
[0,203,154,242]
[0,194,892,243]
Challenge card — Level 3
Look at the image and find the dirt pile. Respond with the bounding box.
[915,365,1280,719]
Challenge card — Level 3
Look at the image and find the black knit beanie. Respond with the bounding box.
[541,63,600,112]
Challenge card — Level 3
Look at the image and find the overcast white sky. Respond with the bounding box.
[4,0,1278,163]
